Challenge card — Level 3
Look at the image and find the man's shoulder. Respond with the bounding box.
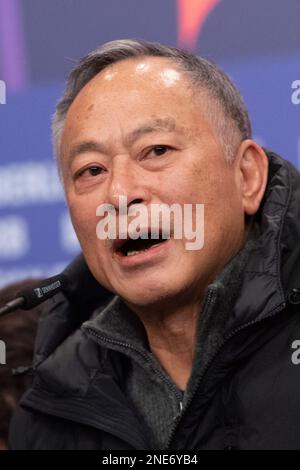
[9,403,103,450]
[29,292,117,398]
[33,290,114,362]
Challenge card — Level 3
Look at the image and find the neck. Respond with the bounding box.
[126,294,205,391]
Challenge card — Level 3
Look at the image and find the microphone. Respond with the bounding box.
[0,275,68,317]
[0,254,111,317]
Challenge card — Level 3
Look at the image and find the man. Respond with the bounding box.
[9,39,300,450]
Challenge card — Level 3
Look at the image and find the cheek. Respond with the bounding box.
[204,193,244,254]
[67,194,99,246]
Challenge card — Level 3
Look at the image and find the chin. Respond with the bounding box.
[117,277,185,309]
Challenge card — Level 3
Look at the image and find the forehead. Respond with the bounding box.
[67,56,199,117]
[60,57,218,160]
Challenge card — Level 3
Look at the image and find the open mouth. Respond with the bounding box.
[115,232,169,257]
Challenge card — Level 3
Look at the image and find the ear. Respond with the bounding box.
[235,139,269,215]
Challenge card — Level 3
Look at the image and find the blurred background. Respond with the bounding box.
[0,0,299,287]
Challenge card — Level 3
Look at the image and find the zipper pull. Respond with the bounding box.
[288,288,300,305]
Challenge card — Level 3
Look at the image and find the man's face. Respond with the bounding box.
[60,57,245,308]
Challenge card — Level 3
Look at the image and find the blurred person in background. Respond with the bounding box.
[0,280,42,450]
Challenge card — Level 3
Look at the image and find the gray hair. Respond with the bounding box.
[52,39,252,163]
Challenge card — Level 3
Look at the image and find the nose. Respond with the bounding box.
[106,155,150,210]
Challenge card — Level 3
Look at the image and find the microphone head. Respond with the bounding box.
[10,254,112,314]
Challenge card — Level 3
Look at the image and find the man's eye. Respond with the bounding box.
[77,166,103,178]
[88,166,103,176]
[149,145,170,157]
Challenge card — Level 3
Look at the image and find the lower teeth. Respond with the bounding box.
[127,249,147,257]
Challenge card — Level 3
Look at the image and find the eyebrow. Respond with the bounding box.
[68,140,107,163]
[67,117,180,164]
[124,117,178,146]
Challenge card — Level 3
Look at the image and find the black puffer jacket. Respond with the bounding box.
[9,150,300,450]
